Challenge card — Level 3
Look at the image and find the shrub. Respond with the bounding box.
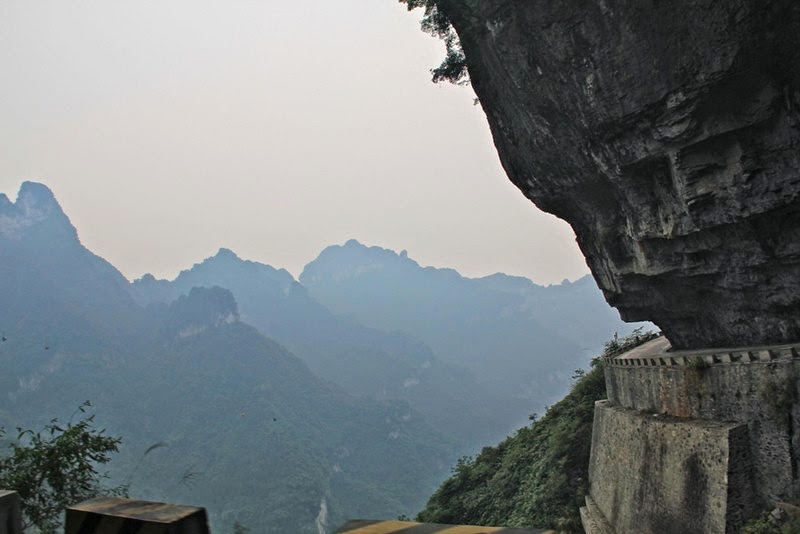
[0,402,126,533]
[399,0,469,84]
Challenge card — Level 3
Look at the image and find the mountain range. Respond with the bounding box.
[300,239,646,407]
[130,247,529,446]
[0,182,451,532]
[0,181,645,532]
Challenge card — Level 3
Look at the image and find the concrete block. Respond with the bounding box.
[65,497,209,534]
[0,491,22,534]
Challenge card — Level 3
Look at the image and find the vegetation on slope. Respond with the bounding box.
[742,504,800,533]
[416,330,658,533]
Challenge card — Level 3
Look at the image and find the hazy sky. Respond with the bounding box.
[0,0,589,285]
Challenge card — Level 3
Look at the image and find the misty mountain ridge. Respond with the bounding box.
[1,181,642,531]
[129,231,647,438]
[134,247,298,306]
[0,182,456,532]
[131,245,530,447]
[0,182,149,354]
[131,236,643,445]
[300,239,647,407]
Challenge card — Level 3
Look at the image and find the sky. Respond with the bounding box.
[0,0,590,286]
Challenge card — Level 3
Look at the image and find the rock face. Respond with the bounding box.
[438,0,800,349]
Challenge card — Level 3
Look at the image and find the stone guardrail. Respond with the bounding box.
[604,336,800,369]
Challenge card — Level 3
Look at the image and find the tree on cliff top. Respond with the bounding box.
[400,0,469,84]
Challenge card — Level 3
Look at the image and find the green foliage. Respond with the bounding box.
[0,402,126,533]
[399,0,468,84]
[686,357,711,370]
[741,507,800,533]
[416,360,605,531]
[601,327,660,358]
[416,330,657,533]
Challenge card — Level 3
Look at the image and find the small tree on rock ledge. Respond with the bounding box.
[400,0,469,85]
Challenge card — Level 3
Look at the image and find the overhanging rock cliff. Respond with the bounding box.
[436,0,800,349]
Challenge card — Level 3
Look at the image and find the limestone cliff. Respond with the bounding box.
[436,0,800,349]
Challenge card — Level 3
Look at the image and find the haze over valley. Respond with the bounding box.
[0,182,644,532]
[0,0,589,288]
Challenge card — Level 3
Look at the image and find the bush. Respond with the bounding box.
[399,0,469,84]
[416,330,657,532]
[0,402,126,533]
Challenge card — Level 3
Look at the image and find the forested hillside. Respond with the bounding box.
[416,331,658,533]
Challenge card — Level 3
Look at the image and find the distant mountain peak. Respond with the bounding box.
[130,247,301,308]
[340,239,409,261]
[175,248,249,279]
[18,180,59,203]
[0,181,77,242]
[193,248,294,283]
[300,240,449,286]
[213,247,240,260]
[15,182,65,221]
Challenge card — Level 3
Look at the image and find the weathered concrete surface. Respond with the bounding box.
[583,338,800,532]
[604,336,800,504]
[65,497,209,534]
[587,401,754,534]
[436,0,800,349]
[579,495,614,534]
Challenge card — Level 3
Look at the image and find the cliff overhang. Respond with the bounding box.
[434,0,800,350]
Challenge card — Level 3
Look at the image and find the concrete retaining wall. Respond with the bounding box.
[583,337,800,533]
[587,402,755,534]
[604,338,800,503]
